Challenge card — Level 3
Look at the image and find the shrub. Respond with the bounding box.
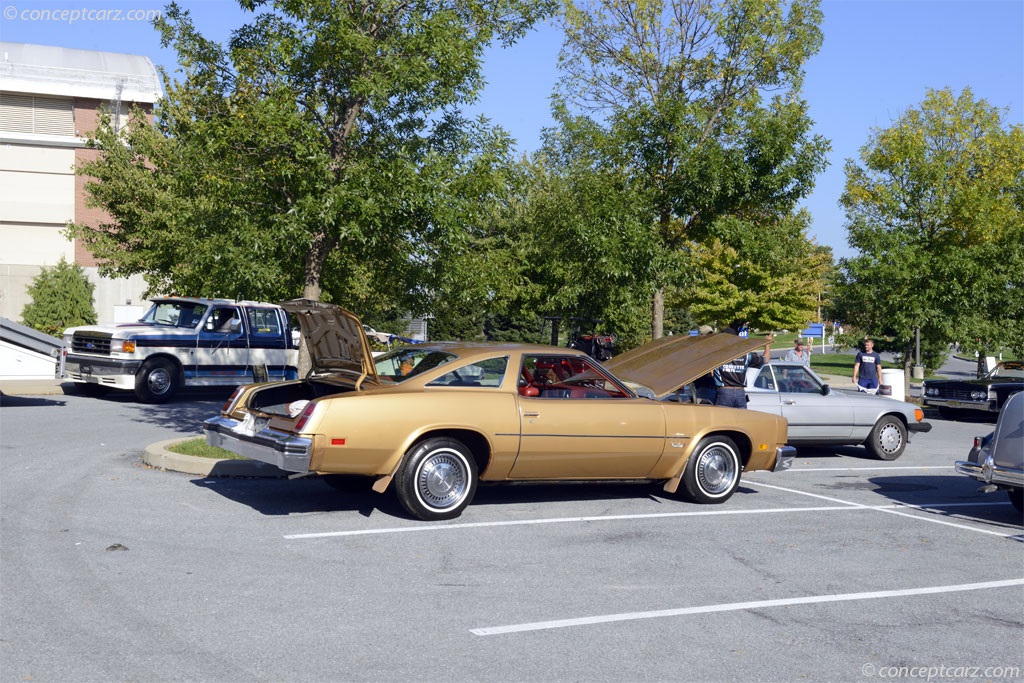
[21,259,97,336]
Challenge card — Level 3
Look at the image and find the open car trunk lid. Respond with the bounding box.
[280,299,379,387]
[605,333,770,400]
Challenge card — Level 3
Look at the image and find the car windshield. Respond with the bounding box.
[140,301,207,328]
[985,362,1024,379]
[374,347,458,383]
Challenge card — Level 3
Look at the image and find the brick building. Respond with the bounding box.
[0,42,161,324]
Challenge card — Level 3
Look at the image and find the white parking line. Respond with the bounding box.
[283,500,1012,540]
[782,465,954,472]
[748,481,1020,539]
[469,578,1024,636]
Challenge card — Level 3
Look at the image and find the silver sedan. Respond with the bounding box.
[744,362,932,460]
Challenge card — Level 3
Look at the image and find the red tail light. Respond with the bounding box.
[221,388,242,413]
[295,402,319,432]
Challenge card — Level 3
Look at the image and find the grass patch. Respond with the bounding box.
[809,352,855,376]
[167,437,248,460]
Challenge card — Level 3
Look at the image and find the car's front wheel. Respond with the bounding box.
[680,436,741,504]
[866,415,907,460]
[395,437,478,521]
[135,358,179,403]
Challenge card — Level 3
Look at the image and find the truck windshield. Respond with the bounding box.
[140,301,208,328]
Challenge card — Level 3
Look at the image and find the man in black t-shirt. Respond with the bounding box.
[712,320,773,409]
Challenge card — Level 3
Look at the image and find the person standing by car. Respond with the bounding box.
[853,338,883,391]
[784,339,811,365]
[713,320,773,409]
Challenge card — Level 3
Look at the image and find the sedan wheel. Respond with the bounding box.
[680,436,741,504]
[396,437,478,521]
[866,415,907,460]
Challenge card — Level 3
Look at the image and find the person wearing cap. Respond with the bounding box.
[784,338,811,365]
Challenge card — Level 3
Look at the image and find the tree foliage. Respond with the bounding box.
[21,259,97,336]
[555,0,829,337]
[67,0,554,316]
[833,87,1024,365]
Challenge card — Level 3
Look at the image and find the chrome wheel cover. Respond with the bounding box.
[696,444,738,496]
[147,367,172,395]
[876,422,904,455]
[415,449,469,511]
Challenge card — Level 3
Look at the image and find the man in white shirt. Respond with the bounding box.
[784,339,811,365]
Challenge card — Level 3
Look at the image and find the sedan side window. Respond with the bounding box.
[427,357,509,388]
[519,355,629,399]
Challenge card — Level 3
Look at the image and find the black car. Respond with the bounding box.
[923,360,1023,419]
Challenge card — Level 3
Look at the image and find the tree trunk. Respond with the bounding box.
[651,287,664,339]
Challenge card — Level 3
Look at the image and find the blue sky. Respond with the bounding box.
[3,0,1022,259]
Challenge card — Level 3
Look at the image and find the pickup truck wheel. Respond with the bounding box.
[680,436,741,504]
[866,415,906,460]
[1008,488,1023,514]
[395,437,477,521]
[135,358,179,404]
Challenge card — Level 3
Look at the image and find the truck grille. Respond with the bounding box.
[71,334,112,355]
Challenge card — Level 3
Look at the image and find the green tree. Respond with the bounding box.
[21,259,97,336]
[68,0,554,314]
[556,0,829,338]
[677,210,831,331]
[834,87,1024,374]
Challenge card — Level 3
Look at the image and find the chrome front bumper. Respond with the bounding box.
[923,397,997,413]
[203,415,312,473]
[774,445,797,472]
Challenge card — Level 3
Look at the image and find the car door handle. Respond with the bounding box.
[782,400,796,405]
[523,411,540,417]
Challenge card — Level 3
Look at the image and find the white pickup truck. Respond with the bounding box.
[63,297,298,403]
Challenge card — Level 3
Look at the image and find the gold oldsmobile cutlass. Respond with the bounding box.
[204,300,795,520]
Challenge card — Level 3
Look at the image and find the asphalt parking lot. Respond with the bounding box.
[1,389,1022,683]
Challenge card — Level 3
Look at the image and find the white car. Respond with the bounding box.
[744,362,932,460]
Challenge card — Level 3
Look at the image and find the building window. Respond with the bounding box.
[0,94,74,135]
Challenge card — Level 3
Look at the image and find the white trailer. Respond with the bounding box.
[0,317,65,381]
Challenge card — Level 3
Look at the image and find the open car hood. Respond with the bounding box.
[605,333,770,400]
[280,299,378,385]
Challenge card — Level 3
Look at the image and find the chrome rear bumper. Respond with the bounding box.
[203,415,312,473]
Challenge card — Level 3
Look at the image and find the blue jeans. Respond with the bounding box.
[858,377,879,390]
[714,387,747,408]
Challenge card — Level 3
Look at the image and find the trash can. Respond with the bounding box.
[912,365,924,380]
[880,369,905,402]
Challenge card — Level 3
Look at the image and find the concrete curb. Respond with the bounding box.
[143,438,287,478]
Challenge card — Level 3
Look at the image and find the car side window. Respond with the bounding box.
[519,355,629,399]
[427,357,509,388]
[754,367,775,390]
[778,367,820,394]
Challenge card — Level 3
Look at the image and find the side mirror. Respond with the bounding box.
[230,318,242,333]
[821,384,830,396]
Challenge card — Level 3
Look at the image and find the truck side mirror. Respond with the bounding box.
[230,318,241,333]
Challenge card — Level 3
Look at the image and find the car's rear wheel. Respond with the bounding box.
[866,415,907,460]
[135,358,179,403]
[680,436,741,504]
[1008,488,1023,514]
[395,437,478,521]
